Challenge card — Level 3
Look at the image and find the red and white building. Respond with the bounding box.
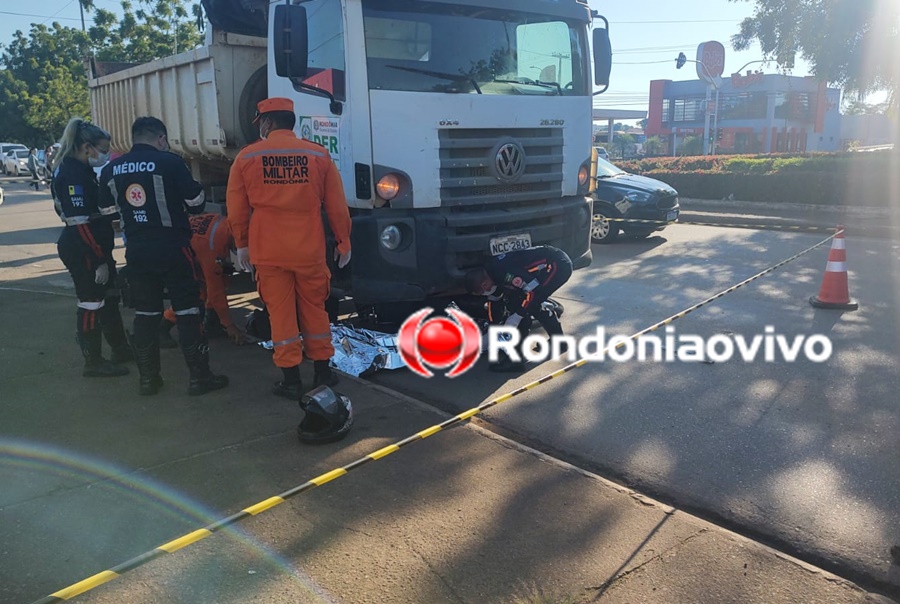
[645,72,842,155]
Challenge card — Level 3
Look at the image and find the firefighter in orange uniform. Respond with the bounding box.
[226,97,351,399]
[160,212,246,346]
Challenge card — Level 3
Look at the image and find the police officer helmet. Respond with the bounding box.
[298,386,354,444]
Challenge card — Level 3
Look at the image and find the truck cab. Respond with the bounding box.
[91,0,613,306]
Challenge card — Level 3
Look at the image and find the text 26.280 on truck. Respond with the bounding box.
[88,0,613,306]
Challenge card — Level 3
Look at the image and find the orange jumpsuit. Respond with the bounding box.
[163,213,235,329]
[226,130,351,368]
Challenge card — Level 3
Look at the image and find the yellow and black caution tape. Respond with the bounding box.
[28,230,841,604]
[599,216,840,232]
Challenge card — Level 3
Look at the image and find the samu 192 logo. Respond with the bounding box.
[398,307,481,378]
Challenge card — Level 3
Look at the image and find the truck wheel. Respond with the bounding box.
[238,65,268,146]
[591,207,620,244]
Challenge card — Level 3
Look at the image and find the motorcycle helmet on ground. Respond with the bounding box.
[298,385,354,444]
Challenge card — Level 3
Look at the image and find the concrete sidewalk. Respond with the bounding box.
[2,285,896,604]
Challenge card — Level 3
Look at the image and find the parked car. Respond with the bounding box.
[590,157,679,244]
[0,143,27,174]
[3,149,31,176]
[594,146,609,161]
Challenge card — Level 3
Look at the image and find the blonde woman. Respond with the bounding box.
[52,118,131,377]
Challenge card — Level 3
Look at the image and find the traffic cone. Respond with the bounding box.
[809,225,858,310]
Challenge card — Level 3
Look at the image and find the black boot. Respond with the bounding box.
[158,318,179,349]
[536,304,563,337]
[178,314,228,396]
[273,365,303,400]
[99,297,133,364]
[133,314,163,395]
[78,307,129,377]
[312,360,338,389]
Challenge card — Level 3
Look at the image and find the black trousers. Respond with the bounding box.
[510,251,573,337]
[126,238,210,379]
[126,240,202,314]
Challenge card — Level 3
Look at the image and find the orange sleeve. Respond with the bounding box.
[321,157,352,254]
[194,244,233,328]
[226,154,250,249]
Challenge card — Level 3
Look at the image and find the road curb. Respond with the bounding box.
[680,197,890,218]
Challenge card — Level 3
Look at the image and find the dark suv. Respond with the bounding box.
[590,157,679,243]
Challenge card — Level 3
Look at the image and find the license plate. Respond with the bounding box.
[666,210,678,221]
[490,233,532,256]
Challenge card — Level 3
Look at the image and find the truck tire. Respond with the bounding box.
[239,65,268,146]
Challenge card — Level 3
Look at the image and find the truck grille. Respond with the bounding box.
[439,128,564,205]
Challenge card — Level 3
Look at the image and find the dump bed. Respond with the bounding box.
[88,32,267,162]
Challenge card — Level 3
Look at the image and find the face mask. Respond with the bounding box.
[89,152,110,167]
[484,285,497,296]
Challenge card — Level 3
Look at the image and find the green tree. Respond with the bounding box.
[91,0,204,63]
[730,0,899,105]
[0,23,91,145]
[0,0,203,145]
[615,133,635,158]
[678,135,703,156]
[843,98,890,115]
[644,135,663,156]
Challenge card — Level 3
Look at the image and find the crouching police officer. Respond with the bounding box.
[465,245,573,372]
[99,117,228,396]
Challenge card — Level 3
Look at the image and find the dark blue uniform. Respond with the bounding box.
[98,144,206,313]
[485,245,572,333]
[53,156,130,364]
[54,157,118,300]
[98,143,226,395]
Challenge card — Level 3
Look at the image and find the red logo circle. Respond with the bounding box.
[417,318,464,368]
[398,307,482,378]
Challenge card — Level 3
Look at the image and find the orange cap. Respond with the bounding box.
[252,97,294,123]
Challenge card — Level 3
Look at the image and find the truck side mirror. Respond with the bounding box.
[592,26,612,91]
[274,4,309,79]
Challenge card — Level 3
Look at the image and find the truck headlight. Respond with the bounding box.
[380,225,402,250]
[578,165,590,187]
[376,174,401,200]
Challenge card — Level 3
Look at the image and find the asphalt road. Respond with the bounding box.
[370,211,900,593]
[2,175,899,600]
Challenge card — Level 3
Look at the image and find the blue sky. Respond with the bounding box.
[0,0,884,115]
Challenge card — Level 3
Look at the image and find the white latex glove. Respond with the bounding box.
[334,248,351,269]
[236,247,253,272]
[94,263,109,285]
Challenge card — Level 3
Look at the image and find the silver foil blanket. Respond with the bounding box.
[257,324,404,377]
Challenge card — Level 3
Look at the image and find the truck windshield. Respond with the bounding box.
[363,1,589,96]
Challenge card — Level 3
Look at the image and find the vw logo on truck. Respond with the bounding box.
[493,140,526,182]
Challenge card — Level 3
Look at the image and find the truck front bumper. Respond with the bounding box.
[349,195,593,305]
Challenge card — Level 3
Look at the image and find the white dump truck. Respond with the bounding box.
[89,0,612,307]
